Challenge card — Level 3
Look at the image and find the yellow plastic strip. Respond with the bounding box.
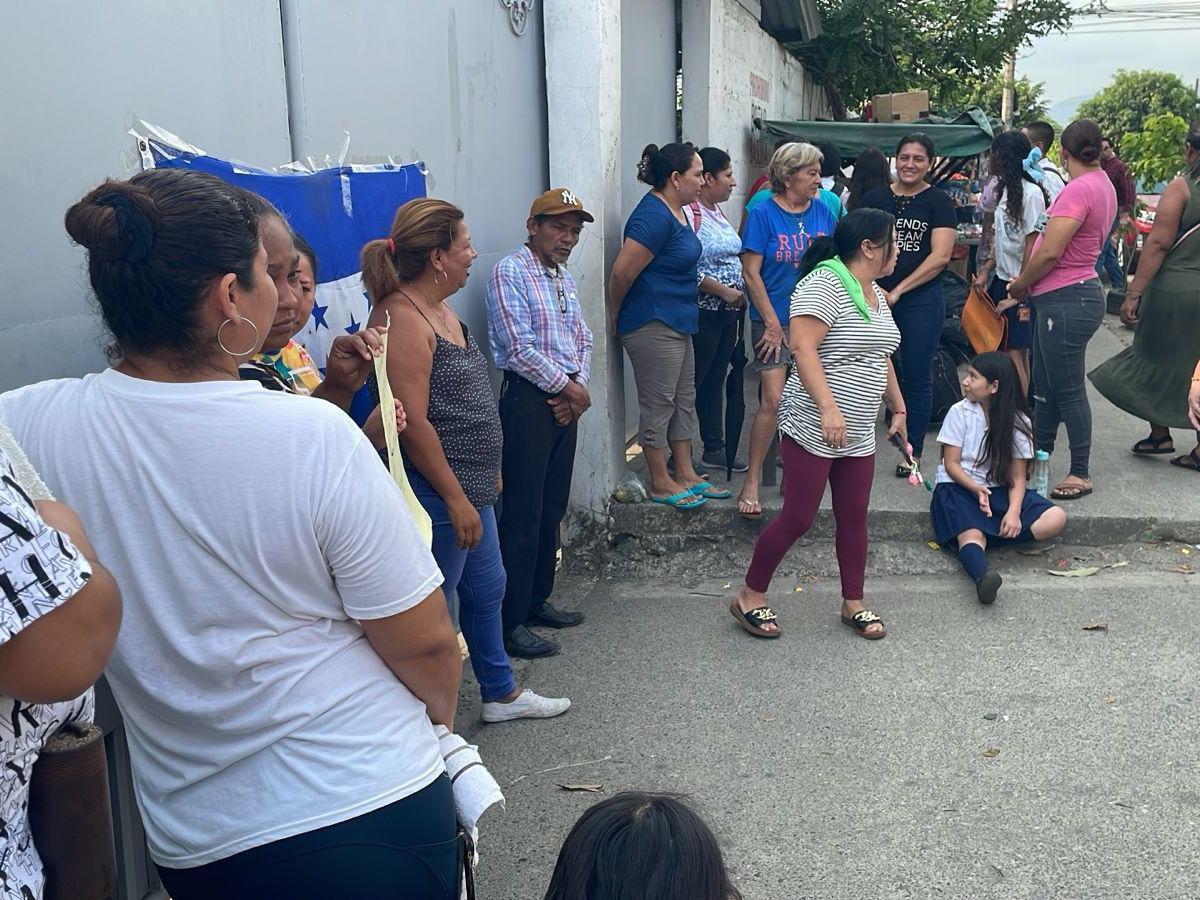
[374,311,433,545]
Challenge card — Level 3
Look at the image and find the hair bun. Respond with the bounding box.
[65,181,161,262]
[636,143,661,184]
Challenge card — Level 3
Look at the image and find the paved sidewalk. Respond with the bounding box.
[615,316,1200,546]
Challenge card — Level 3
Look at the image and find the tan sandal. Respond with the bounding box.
[737,496,762,520]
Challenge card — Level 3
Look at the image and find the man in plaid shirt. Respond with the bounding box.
[486,188,594,659]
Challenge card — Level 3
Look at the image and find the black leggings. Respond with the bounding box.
[157,774,460,900]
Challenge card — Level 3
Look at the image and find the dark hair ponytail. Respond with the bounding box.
[64,169,262,366]
[545,792,742,900]
[896,132,936,160]
[990,130,1038,230]
[637,142,699,189]
[1061,119,1103,165]
[971,351,1035,486]
[1186,121,1200,182]
[800,207,896,276]
[698,146,731,177]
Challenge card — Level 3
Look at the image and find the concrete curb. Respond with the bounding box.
[608,500,1200,548]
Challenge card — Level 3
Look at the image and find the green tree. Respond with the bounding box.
[795,0,1082,117]
[936,74,1051,122]
[1076,70,1199,153]
[1122,113,1190,186]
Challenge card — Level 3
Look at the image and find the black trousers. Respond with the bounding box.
[498,373,579,634]
[157,775,459,899]
[691,307,741,454]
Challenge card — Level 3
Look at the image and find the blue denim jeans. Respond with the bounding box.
[1031,280,1106,477]
[411,473,516,703]
[1096,216,1124,286]
[890,281,946,459]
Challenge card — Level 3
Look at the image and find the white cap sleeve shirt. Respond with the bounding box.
[0,370,446,868]
[778,268,901,458]
[934,399,1035,487]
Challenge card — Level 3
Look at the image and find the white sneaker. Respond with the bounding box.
[481,688,571,723]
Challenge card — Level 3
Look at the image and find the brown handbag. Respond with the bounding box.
[28,722,118,900]
[961,284,1007,354]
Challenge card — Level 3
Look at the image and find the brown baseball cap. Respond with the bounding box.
[530,187,594,223]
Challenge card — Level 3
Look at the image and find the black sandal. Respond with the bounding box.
[1170,448,1200,472]
[895,463,911,478]
[729,602,781,638]
[840,609,887,640]
[1132,434,1175,455]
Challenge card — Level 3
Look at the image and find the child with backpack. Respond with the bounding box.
[930,352,1067,604]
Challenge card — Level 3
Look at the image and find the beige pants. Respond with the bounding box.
[622,320,695,449]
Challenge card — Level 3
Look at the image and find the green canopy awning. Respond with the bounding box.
[756,108,995,160]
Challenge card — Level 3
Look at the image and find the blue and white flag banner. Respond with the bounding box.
[132,122,427,394]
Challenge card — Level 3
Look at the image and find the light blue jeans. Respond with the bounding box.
[411,472,516,703]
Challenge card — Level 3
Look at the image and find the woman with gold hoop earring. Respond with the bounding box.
[362,197,572,724]
[0,170,464,896]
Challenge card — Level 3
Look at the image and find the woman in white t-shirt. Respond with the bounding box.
[973,131,1048,394]
[733,209,906,641]
[930,352,1066,605]
[0,170,464,899]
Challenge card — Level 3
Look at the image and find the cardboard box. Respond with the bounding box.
[873,91,930,123]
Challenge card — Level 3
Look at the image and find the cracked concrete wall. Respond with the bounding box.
[682,0,829,226]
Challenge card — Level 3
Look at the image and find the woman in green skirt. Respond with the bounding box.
[1090,123,1200,470]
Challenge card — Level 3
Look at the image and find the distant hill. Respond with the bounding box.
[1048,94,1092,126]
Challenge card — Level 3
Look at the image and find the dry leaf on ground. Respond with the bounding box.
[1081,622,1109,632]
[983,748,1001,759]
[1048,566,1101,578]
[559,783,604,793]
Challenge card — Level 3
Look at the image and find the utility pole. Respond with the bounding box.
[1001,0,1018,128]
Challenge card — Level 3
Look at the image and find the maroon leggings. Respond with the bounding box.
[745,438,875,600]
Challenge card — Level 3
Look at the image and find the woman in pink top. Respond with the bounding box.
[1008,120,1116,500]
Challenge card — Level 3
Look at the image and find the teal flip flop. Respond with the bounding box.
[688,481,733,500]
[650,490,708,509]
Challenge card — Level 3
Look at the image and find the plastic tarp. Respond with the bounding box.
[756,107,995,159]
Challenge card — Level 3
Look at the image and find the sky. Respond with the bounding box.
[1020,26,1198,123]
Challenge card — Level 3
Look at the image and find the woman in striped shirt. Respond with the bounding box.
[731,209,907,640]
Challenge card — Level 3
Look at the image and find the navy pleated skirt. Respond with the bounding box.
[930,481,1056,546]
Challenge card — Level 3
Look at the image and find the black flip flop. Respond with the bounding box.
[729,602,781,638]
[1132,434,1175,455]
[1170,448,1200,472]
[1050,480,1093,500]
[840,609,886,640]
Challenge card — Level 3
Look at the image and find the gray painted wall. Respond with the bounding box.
[281,0,549,357]
[0,2,291,392]
[0,1,548,392]
[619,0,679,440]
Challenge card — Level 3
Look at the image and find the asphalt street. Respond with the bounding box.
[460,547,1200,900]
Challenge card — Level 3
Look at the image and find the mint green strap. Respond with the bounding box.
[811,258,872,323]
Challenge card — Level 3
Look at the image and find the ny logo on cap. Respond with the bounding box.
[560,189,580,208]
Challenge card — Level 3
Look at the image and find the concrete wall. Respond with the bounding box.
[0,1,291,392]
[619,0,679,440]
[281,0,549,347]
[682,0,828,224]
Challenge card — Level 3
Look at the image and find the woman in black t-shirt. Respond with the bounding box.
[862,133,957,471]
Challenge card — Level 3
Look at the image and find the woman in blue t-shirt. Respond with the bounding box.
[861,133,957,475]
[737,142,838,518]
[609,143,731,510]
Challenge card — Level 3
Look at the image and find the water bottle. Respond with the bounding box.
[1032,450,1050,498]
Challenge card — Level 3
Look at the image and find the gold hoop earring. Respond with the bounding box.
[217,317,261,357]
[433,271,447,287]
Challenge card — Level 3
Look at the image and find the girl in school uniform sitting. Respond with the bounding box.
[930,352,1068,604]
